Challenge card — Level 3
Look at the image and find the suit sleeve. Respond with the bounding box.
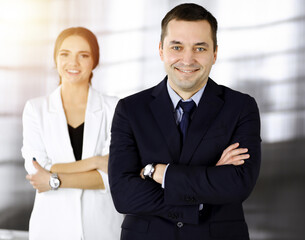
[21,100,52,174]
[164,96,261,206]
[109,99,199,224]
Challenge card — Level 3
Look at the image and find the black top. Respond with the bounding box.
[68,122,84,161]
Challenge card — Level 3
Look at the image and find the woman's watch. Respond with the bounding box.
[143,163,156,179]
[49,173,61,190]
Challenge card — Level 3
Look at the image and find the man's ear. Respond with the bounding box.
[159,41,164,61]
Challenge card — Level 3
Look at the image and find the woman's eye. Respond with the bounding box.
[59,53,68,57]
[80,54,90,58]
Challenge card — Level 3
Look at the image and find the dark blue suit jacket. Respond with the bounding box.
[109,77,261,240]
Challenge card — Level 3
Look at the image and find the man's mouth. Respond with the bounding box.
[175,67,199,73]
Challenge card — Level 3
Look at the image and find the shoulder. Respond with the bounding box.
[22,94,53,125]
[210,79,256,104]
[207,79,259,114]
[114,87,155,118]
[23,96,48,115]
[213,82,259,114]
[102,94,120,108]
[23,87,60,116]
[120,85,156,106]
[90,87,119,107]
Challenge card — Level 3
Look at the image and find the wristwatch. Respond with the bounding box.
[143,163,156,179]
[49,173,61,190]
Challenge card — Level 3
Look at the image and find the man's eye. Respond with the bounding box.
[196,47,205,52]
[172,46,181,51]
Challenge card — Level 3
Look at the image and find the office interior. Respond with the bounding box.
[0,0,304,239]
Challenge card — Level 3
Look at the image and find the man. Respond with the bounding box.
[109,3,261,240]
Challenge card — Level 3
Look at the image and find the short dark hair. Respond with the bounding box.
[54,27,100,84]
[160,3,218,51]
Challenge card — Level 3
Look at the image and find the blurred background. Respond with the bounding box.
[0,0,304,239]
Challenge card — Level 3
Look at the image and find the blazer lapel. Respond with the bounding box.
[179,79,224,165]
[82,86,103,159]
[48,86,75,163]
[150,78,181,164]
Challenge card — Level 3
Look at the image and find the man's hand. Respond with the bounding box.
[140,164,166,185]
[152,164,166,184]
[216,143,249,166]
[26,159,52,193]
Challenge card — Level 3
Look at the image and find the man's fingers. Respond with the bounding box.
[221,143,239,157]
[140,169,144,179]
[217,153,250,166]
[227,148,248,158]
[231,160,245,166]
[230,154,250,162]
[219,148,248,164]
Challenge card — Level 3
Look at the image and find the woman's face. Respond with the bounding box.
[56,35,94,85]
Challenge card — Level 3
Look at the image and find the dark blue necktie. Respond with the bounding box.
[178,100,196,144]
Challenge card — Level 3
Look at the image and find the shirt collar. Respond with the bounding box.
[166,79,206,110]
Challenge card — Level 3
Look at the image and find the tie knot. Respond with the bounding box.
[178,100,196,114]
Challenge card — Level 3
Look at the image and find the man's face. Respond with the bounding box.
[159,19,217,99]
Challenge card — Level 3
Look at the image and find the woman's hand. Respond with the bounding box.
[26,159,51,193]
[216,143,250,166]
[93,155,109,173]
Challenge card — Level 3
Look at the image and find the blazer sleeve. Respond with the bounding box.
[96,95,119,194]
[109,99,199,224]
[164,96,261,206]
[21,100,52,174]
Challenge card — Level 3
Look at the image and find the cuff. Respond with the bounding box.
[161,164,170,189]
[97,170,109,193]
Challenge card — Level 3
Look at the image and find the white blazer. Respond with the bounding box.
[22,86,124,240]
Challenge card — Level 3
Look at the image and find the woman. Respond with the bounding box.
[22,27,123,240]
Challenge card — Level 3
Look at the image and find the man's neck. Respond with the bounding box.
[168,79,208,100]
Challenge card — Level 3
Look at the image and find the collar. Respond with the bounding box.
[48,85,102,113]
[166,79,206,110]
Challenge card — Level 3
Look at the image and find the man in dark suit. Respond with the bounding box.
[109,3,261,240]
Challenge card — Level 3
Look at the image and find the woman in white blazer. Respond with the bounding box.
[22,27,124,240]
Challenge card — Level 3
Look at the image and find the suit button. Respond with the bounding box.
[177,222,183,228]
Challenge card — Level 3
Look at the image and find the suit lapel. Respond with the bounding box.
[149,78,181,163]
[82,86,103,159]
[48,86,75,163]
[179,79,224,165]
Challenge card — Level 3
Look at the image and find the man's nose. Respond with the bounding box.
[181,50,195,65]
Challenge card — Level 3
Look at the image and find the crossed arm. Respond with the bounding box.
[142,143,250,184]
[23,100,109,193]
[109,96,261,223]
[26,155,109,193]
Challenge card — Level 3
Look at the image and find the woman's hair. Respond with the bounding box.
[54,27,100,84]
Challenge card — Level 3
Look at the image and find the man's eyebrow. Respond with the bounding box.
[169,41,210,48]
[195,42,209,47]
[169,40,182,45]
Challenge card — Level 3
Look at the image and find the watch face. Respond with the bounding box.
[50,177,60,188]
[144,165,152,176]
[53,179,60,188]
